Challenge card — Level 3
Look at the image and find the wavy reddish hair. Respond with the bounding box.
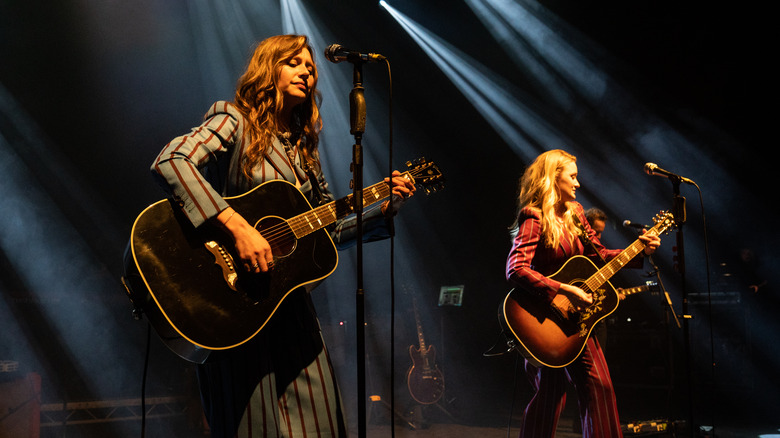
[232,35,322,179]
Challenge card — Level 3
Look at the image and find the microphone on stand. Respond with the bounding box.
[623,220,649,229]
[324,44,386,64]
[644,162,695,185]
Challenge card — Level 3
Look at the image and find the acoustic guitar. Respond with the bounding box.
[500,211,674,368]
[122,159,443,363]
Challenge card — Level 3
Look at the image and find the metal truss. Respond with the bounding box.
[39,396,188,427]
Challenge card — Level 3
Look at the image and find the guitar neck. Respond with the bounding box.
[620,284,654,296]
[413,296,427,351]
[584,218,669,292]
[286,176,400,239]
[586,241,645,291]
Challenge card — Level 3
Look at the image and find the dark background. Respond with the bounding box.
[1,0,776,436]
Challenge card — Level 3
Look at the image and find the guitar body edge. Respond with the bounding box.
[127,180,339,362]
[406,345,445,405]
[500,291,581,369]
[501,255,620,368]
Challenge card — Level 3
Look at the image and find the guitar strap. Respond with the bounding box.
[279,132,326,207]
[573,213,607,265]
[303,163,326,206]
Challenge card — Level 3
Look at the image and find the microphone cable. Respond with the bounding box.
[383,56,398,438]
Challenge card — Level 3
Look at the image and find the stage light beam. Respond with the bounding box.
[381,1,570,163]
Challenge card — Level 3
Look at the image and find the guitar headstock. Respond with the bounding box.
[651,211,676,235]
[405,157,444,195]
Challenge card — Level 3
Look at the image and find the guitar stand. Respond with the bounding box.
[429,398,457,423]
[365,377,454,431]
[402,398,457,430]
[367,397,457,431]
[367,395,418,429]
[364,365,427,430]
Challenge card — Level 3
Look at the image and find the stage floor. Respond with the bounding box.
[363,421,780,438]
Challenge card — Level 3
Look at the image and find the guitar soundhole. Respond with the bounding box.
[256,216,296,258]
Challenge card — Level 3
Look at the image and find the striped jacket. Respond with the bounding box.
[151,101,390,246]
[506,202,642,302]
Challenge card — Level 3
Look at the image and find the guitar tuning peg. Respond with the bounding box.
[408,157,427,168]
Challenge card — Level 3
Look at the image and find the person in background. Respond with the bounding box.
[584,207,607,241]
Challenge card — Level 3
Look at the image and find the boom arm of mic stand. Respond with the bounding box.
[648,255,681,329]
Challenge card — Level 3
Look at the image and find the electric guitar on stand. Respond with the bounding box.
[406,296,445,405]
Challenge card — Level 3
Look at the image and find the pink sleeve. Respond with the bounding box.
[505,215,561,303]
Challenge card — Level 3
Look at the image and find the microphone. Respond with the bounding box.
[623,220,649,229]
[644,162,695,185]
[324,44,386,64]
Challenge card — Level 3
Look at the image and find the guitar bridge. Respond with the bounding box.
[205,241,238,291]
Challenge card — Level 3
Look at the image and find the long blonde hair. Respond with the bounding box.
[232,35,323,180]
[510,149,581,248]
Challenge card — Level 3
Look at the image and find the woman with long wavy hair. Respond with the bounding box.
[506,149,660,437]
[152,34,415,437]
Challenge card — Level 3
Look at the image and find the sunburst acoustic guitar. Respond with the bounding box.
[500,211,674,368]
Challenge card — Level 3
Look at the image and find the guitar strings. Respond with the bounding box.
[244,183,386,246]
[248,168,429,246]
[582,220,667,293]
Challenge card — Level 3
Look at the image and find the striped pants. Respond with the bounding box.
[197,290,347,438]
[519,337,623,438]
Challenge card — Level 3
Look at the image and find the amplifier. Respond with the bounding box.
[688,291,741,304]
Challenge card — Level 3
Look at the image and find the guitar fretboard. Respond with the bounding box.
[620,284,653,296]
[413,296,427,351]
[583,216,671,292]
[286,176,399,239]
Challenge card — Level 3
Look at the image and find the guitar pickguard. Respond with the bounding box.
[578,287,608,337]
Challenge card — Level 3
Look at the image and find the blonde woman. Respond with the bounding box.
[506,149,659,437]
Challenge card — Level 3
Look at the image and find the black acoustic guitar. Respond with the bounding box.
[122,159,442,363]
[500,211,674,368]
[406,296,445,405]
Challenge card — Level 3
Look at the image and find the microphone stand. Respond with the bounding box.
[647,255,681,330]
[348,60,368,438]
[670,178,694,436]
